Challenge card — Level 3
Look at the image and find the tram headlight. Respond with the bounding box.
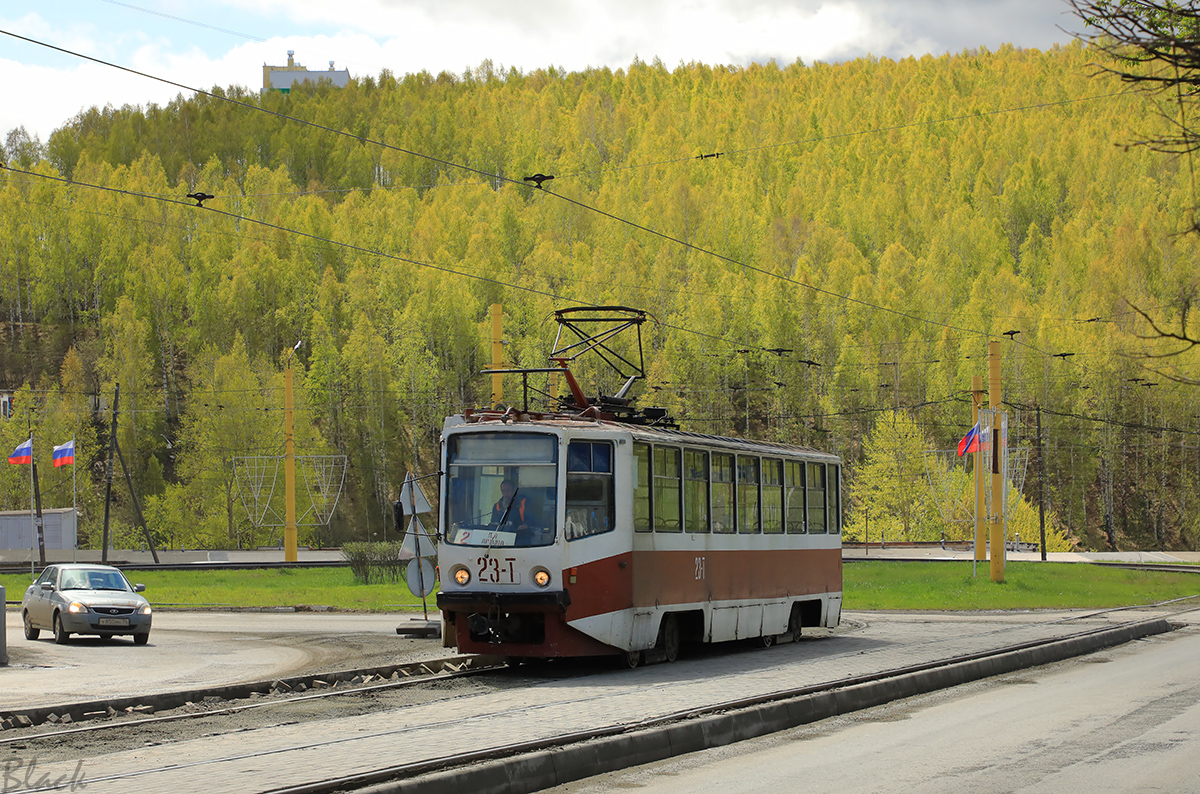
[452,566,471,586]
[532,568,551,588]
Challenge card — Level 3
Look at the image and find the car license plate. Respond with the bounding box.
[98,617,129,627]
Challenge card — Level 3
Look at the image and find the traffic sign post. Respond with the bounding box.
[395,472,441,638]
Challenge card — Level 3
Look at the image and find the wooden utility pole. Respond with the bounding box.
[32,460,46,565]
[1037,405,1047,561]
[97,382,161,563]
[101,384,120,564]
[114,440,160,563]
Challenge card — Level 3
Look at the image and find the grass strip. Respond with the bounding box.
[845,560,1200,610]
[1,567,430,612]
[3,560,1198,613]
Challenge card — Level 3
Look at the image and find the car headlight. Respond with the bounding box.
[67,601,87,614]
[532,568,551,588]
[452,566,471,586]
[139,604,152,615]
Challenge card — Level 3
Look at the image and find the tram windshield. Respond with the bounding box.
[444,432,559,548]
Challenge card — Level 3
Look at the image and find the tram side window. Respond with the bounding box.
[634,443,652,533]
[654,447,683,532]
[565,441,615,540]
[807,462,826,534]
[828,464,841,534]
[684,450,710,533]
[737,455,761,534]
[785,460,806,533]
[711,452,735,533]
[762,459,784,534]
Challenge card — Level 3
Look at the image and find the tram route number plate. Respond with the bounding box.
[98,617,129,626]
[476,556,520,584]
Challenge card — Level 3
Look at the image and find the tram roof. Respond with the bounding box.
[447,413,839,461]
[623,425,838,460]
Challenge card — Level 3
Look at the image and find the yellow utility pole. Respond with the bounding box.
[284,343,299,562]
[973,375,985,562]
[988,340,1004,582]
[491,304,504,408]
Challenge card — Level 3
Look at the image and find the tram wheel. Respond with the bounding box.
[759,633,775,648]
[787,605,803,643]
[622,650,642,669]
[660,614,680,663]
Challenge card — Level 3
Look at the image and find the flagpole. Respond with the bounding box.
[29,433,35,579]
[72,434,77,563]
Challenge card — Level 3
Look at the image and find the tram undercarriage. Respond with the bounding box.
[438,590,841,664]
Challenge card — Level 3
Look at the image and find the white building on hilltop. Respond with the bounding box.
[263,51,350,94]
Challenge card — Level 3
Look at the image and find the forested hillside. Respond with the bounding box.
[2,42,1197,552]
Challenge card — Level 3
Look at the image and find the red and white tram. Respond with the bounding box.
[435,409,842,665]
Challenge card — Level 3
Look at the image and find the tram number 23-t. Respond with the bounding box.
[476,556,519,584]
[695,556,706,580]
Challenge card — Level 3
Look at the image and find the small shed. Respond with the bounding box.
[0,508,77,550]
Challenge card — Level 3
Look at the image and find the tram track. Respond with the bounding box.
[265,615,1182,794]
[4,605,1192,794]
[6,597,1194,748]
[0,653,504,741]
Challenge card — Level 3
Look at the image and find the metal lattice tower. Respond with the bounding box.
[298,455,348,525]
[232,456,281,528]
[923,449,976,525]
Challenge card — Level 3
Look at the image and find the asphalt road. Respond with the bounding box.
[2,609,444,710]
[545,620,1200,793]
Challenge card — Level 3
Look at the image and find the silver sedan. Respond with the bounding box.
[21,564,153,645]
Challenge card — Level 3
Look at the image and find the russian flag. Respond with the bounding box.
[957,423,981,457]
[8,438,32,465]
[52,439,75,468]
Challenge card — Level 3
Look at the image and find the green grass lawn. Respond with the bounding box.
[3,560,1198,613]
[1,567,432,612]
[845,560,1200,610]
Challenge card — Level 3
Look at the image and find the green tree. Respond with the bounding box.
[845,411,943,543]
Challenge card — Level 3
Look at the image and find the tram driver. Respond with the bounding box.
[491,479,547,544]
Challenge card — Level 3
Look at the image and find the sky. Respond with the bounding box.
[1,0,1083,144]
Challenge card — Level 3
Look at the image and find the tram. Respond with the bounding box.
[434,308,842,665]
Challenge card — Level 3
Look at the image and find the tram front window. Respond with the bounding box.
[444,433,558,548]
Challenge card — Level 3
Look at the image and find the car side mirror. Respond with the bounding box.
[40,582,54,591]
[133,584,145,593]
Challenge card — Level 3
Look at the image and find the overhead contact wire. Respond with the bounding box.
[0,165,571,305]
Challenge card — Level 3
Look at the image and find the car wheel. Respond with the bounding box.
[133,632,149,646]
[23,611,39,641]
[53,613,70,645]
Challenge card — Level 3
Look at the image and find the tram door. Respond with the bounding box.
[562,438,634,623]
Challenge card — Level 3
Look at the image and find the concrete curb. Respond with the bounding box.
[354,618,1174,794]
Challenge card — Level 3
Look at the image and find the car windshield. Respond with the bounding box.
[444,432,558,548]
[61,570,130,591]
